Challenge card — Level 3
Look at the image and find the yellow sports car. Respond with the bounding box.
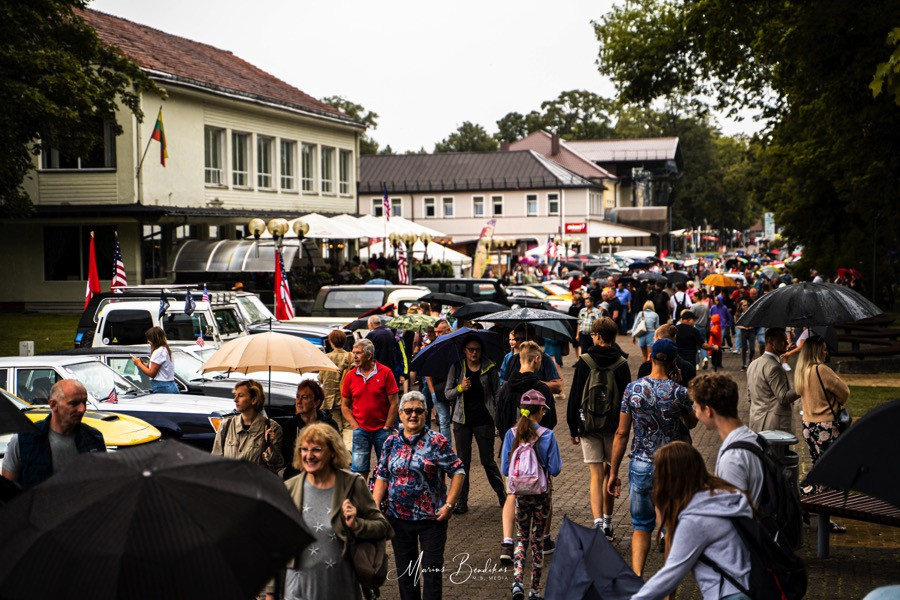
[0,387,161,451]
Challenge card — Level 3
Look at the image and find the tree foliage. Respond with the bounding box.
[596,0,900,302]
[322,95,381,154]
[0,0,162,215]
[494,90,614,142]
[434,121,498,153]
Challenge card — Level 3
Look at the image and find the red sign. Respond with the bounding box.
[565,222,587,234]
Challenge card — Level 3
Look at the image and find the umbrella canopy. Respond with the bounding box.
[410,327,503,378]
[0,440,312,600]
[636,272,668,284]
[589,269,613,280]
[802,399,900,506]
[759,266,779,279]
[836,267,864,281]
[508,296,556,311]
[0,390,38,436]
[701,273,738,288]
[665,271,690,285]
[564,270,584,278]
[526,319,574,343]
[365,278,392,285]
[545,517,643,600]
[419,292,473,307]
[385,313,437,333]
[200,331,338,374]
[452,301,509,321]
[473,307,577,327]
[628,260,654,270]
[735,283,883,328]
[345,317,370,331]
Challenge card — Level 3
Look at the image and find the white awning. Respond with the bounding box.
[586,219,653,238]
[359,240,471,266]
[616,249,658,260]
[357,215,446,238]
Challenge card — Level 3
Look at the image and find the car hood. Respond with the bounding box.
[25,408,161,448]
[93,393,234,415]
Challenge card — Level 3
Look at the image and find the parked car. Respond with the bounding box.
[0,356,234,449]
[413,278,509,305]
[0,387,161,456]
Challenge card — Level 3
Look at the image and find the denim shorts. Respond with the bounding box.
[150,380,179,394]
[628,459,656,532]
[351,427,391,473]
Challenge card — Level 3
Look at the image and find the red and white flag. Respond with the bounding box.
[274,248,294,320]
[382,184,391,221]
[111,232,127,293]
[84,231,101,310]
[107,387,118,404]
[397,243,409,284]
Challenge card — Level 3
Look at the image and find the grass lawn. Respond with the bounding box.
[848,385,900,417]
[0,313,81,357]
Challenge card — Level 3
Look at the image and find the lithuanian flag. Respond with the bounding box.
[150,108,168,167]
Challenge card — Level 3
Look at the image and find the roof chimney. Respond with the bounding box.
[551,134,560,156]
[500,140,510,152]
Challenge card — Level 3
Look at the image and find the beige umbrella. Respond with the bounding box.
[201,332,339,374]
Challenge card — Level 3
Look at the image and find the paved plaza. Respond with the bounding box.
[379,338,900,599]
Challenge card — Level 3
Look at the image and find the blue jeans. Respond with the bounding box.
[150,380,179,394]
[696,325,708,362]
[351,427,391,474]
[628,459,656,532]
[433,396,452,441]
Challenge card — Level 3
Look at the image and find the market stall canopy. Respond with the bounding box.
[252,213,370,240]
[616,249,658,260]
[586,218,653,238]
[357,215,447,238]
[332,214,383,238]
[359,239,472,266]
[171,239,323,273]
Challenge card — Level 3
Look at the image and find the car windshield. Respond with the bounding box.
[173,352,216,382]
[236,295,276,326]
[65,361,142,401]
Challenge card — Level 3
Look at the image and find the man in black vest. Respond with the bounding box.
[1,380,105,490]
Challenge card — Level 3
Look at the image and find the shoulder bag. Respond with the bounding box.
[815,365,851,432]
[344,476,392,593]
[632,311,648,337]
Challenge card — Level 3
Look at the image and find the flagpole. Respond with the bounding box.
[136,105,163,203]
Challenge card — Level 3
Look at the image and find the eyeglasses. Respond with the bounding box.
[402,407,426,416]
[300,446,324,454]
[464,346,481,353]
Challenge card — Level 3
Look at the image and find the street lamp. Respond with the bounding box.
[267,218,290,250]
[388,231,402,259]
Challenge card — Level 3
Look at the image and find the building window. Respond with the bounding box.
[442,197,454,218]
[41,118,116,170]
[204,127,225,185]
[392,199,401,217]
[492,195,503,216]
[321,146,334,193]
[372,198,383,217]
[526,194,538,216]
[280,140,296,191]
[44,225,115,281]
[548,193,560,216]
[257,136,274,189]
[473,196,484,218]
[339,150,352,195]
[424,197,436,218]
[232,132,250,187]
[301,143,316,192]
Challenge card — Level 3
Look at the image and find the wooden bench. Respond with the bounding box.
[800,490,900,558]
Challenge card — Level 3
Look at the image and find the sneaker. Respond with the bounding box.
[658,530,665,553]
[603,523,614,540]
[542,537,555,556]
[512,584,525,600]
[500,541,513,565]
[453,502,468,515]
[528,591,544,600]
[702,357,709,370]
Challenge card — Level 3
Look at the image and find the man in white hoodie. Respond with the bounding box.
[690,372,764,505]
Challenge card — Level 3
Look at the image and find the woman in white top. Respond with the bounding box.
[132,326,179,394]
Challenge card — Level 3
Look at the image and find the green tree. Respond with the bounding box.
[0,0,162,215]
[322,95,381,154]
[539,90,615,140]
[595,0,900,302]
[434,121,498,152]
[495,111,540,143]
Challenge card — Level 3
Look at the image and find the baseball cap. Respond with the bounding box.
[651,338,678,362]
[520,389,547,407]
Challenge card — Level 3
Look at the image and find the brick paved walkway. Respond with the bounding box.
[379,338,900,599]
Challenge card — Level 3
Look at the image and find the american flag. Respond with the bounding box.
[382,183,391,221]
[275,248,294,320]
[397,243,409,284]
[202,283,209,303]
[196,331,205,348]
[107,387,118,404]
[111,232,127,293]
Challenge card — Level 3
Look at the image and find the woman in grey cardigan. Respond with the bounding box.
[444,334,506,514]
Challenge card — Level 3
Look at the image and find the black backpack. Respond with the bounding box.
[578,355,626,434]
[723,435,804,550]
[673,292,688,323]
[699,515,807,600]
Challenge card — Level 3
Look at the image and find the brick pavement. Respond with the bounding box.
[378,338,900,599]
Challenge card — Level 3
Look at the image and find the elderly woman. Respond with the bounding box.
[374,391,466,600]
[211,379,283,473]
[281,380,340,480]
[267,423,391,600]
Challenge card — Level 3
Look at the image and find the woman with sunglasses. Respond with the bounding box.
[374,391,466,600]
[445,335,507,513]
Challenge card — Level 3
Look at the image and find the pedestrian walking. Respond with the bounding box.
[320,329,353,449]
[708,313,724,372]
[131,326,178,394]
[576,297,602,355]
[632,301,659,362]
[212,380,284,474]
[281,380,341,480]
[425,319,453,440]
[747,328,799,434]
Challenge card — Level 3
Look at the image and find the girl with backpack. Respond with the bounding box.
[500,390,562,600]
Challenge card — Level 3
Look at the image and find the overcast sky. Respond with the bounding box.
[90,0,755,152]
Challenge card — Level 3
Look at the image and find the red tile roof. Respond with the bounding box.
[78,9,360,127]
[509,131,615,180]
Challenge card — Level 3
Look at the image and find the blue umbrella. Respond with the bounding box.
[365,278,392,285]
[410,327,503,378]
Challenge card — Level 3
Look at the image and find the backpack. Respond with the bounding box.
[699,515,808,600]
[723,434,804,550]
[579,355,627,435]
[507,426,549,495]
[673,292,688,323]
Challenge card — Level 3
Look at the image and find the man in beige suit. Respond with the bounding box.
[747,328,799,433]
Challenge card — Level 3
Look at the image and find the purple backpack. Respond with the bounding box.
[507,426,549,495]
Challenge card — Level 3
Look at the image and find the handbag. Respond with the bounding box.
[815,365,851,432]
[344,478,393,592]
[632,312,648,337]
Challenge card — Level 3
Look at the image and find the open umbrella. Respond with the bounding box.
[365,278,392,285]
[409,327,503,378]
[545,517,643,599]
[665,271,690,285]
[452,301,508,321]
[701,273,738,288]
[385,313,437,333]
[473,306,577,327]
[636,272,667,284]
[345,317,370,331]
[0,389,38,435]
[836,268,864,281]
[419,292,473,307]
[759,266,779,280]
[802,399,900,506]
[735,283,883,328]
[628,260,654,270]
[508,296,556,311]
[564,270,584,278]
[0,440,313,600]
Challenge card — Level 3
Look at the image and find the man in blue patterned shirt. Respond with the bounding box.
[374,391,465,600]
[606,338,698,577]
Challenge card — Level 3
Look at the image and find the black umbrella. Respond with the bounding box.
[0,389,38,435]
[409,327,503,378]
[473,306,577,327]
[419,292,473,306]
[545,517,643,599]
[0,440,312,600]
[802,399,900,506]
[636,272,668,284]
[345,317,370,331]
[589,268,612,280]
[735,282,883,328]
[452,301,508,321]
[529,319,574,343]
[509,296,556,311]
[666,270,690,285]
